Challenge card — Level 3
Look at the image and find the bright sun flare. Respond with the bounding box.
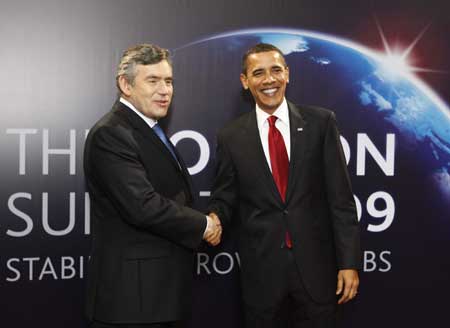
[375,16,445,79]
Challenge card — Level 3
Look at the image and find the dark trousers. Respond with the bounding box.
[245,250,338,328]
[91,320,182,328]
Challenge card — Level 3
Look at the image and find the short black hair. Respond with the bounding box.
[241,43,286,75]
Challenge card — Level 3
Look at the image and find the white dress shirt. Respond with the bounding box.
[255,98,291,172]
[120,97,157,128]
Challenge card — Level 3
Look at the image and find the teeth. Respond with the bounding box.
[262,88,277,95]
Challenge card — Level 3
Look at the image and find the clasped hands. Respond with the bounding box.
[203,212,222,246]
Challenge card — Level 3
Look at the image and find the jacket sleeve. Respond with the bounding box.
[322,112,362,270]
[208,131,238,227]
[85,125,206,250]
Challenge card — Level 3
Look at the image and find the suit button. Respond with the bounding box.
[283,210,289,215]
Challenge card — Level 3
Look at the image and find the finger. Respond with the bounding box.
[210,227,223,245]
[206,226,221,242]
[210,231,222,245]
[203,229,214,240]
[213,226,222,238]
[212,237,221,246]
[337,289,349,304]
[205,231,218,242]
[208,234,221,246]
[338,281,354,304]
[213,218,221,228]
[350,281,359,299]
[336,274,343,295]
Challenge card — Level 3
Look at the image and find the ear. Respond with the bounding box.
[285,66,290,84]
[118,75,132,97]
[240,73,249,90]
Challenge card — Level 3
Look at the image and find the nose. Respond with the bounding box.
[157,81,171,95]
[262,72,276,84]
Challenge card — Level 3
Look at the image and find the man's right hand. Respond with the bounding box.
[203,212,222,246]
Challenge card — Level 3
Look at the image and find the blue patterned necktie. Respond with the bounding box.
[152,123,178,162]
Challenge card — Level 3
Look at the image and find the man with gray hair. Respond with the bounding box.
[84,44,221,328]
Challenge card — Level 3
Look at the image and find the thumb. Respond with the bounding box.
[336,273,343,295]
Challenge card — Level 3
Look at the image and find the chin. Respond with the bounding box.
[152,108,170,119]
[261,102,281,111]
[158,111,170,120]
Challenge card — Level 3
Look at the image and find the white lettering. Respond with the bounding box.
[42,129,76,175]
[197,253,211,275]
[356,133,395,176]
[61,257,76,279]
[7,193,33,237]
[6,259,21,282]
[84,192,90,235]
[379,251,392,272]
[363,250,392,272]
[23,257,40,280]
[6,129,38,175]
[366,191,395,232]
[212,252,234,275]
[170,130,210,175]
[363,251,377,272]
[42,192,76,236]
[38,257,58,280]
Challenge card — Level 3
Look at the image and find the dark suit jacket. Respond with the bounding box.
[84,101,206,324]
[209,101,361,309]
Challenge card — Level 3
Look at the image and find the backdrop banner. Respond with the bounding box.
[1,0,449,327]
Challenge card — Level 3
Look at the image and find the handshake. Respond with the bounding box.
[203,212,222,246]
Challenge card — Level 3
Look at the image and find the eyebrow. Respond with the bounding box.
[271,64,284,69]
[251,68,264,75]
[145,75,173,80]
[251,65,284,74]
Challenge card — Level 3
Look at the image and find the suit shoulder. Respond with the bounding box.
[86,109,135,147]
[217,111,252,139]
[294,103,334,122]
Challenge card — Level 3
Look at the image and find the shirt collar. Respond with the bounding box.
[255,98,289,130]
[120,97,157,128]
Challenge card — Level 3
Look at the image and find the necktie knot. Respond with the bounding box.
[268,115,278,127]
[152,123,179,164]
[152,123,165,140]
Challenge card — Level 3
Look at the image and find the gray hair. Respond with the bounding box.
[116,43,171,94]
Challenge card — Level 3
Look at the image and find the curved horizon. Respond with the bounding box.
[175,27,450,120]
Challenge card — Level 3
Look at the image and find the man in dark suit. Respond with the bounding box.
[84,44,221,328]
[208,43,361,327]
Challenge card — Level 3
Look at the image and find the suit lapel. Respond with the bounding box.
[112,101,194,201]
[172,145,195,202]
[243,111,284,205]
[286,101,307,203]
[113,101,182,173]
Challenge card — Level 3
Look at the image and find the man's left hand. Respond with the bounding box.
[336,269,359,304]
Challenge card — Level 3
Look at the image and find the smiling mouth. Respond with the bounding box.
[155,100,170,106]
[261,88,278,96]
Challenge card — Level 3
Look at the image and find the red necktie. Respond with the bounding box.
[268,116,292,248]
[268,116,289,202]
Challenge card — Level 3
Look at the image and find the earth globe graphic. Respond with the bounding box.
[169,29,450,327]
